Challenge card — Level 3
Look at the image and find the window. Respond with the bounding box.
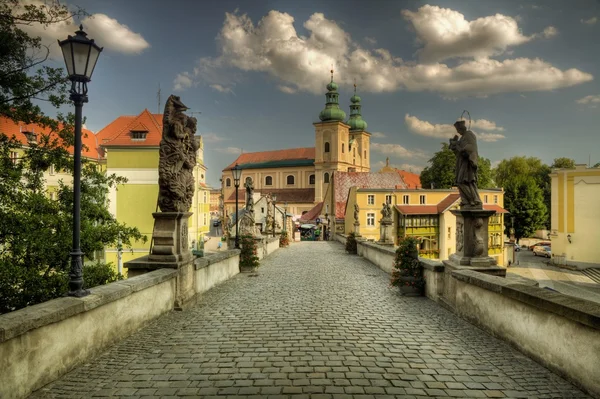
[287,175,295,185]
[353,148,356,156]
[342,143,345,153]
[494,195,498,204]
[324,142,330,152]
[226,178,231,187]
[403,195,409,204]
[325,204,329,214]
[265,176,273,186]
[309,174,315,185]
[49,164,55,175]
[50,192,56,201]
[348,167,356,172]
[419,195,426,204]
[484,195,488,204]
[367,194,375,205]
[364,150,367,159]
[367,212,375,226]
[131,131,147,140]
[324,172,330,183]
[448,227,451,239]
[10,151,18,164]
[261,207,265,213]
[385,195,393,204]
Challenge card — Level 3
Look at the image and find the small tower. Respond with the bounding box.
[314,69,351,203]
[347,82,371,172]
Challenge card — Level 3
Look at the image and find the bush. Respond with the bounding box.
[239,235,260,270]
[391,237,425,290]
[279,231,290,247]
[82,262,123,289]
[346,232,358,254]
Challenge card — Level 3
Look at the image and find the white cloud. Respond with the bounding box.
[210,84,235,94]
[15,3,149,58]
[576,94,600,108]
[581,17,598,25]
[216,147,242,154]
[174,9,592,97]
[541,26,558,38]
[278,85,297,94]
[371,132,387,138]
[202,133,228,143]
[371,142,428,159]
[404,114,506,141]
[173,73,194,91]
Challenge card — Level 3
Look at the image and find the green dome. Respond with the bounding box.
[319,107,346,122]
[347,89,367,131]
[350,94,361,103]
[327,81,339,91]
[348,117,367,131]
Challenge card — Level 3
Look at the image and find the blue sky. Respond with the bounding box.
[34,0,600,187]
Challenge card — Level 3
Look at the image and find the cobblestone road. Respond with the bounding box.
[32,242,589,398]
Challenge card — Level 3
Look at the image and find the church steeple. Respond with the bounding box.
[347,82,367,132]
[318,69,346,122]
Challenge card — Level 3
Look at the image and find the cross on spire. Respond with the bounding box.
[354,78,357,94]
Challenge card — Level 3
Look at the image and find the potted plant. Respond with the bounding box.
[239,235,260,272]
[279,231,290,247]
[345,232,358,254]
[391,237,424,296]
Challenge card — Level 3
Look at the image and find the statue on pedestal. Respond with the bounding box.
[381,202,392,223]
[353,203,360,224]
[239,177,262,238]
[449,120,482,210]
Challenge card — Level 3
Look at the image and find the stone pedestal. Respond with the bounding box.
[149,212,193,263]
[353,222,361,237]
[449,209,496,267]
[378,219,394,245]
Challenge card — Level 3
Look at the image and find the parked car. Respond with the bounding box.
[533,245,552,258]
[529,242,551,251]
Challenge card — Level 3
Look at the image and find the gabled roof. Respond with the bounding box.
[97,109,163,147]
[437,193,460,213]
[335,171,406,219]
[299,202,323,223]
[0,116,100,160]
[397,170,421,189]
[223,148,315,171]
[225,188,314,204]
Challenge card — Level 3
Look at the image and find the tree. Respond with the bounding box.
[551,157,576,169]
[503,176,547,241]
[594,162,600,168]
[420,143,494,189]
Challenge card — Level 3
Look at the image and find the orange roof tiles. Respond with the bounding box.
[484,204,508,213]
[223,148,315,170]
[397,170,421,189]
[0,116,100,160]
[395,205,439,215]
[97,109,163,147]
[299,202,324,222]
[437,193,460,213]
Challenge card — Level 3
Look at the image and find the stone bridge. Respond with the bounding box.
[28,242,590,398]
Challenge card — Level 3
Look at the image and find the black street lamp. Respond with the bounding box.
[272,193,278,238]
[231,164,242,249]
[283,202,288,233]
[59,25,102,297]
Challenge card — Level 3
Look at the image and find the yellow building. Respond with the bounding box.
[98,109,210,270]
[221,72,371,219]
[550,165,600,266]
[344,187,506,265]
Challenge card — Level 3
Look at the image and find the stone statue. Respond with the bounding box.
[353,203,360,224]
[265,194,274,232]
[158,95,199,212]
[449,120,482,209]
[381,202,392,221]
[245,177,254,214]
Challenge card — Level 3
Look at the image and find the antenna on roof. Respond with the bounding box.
[157,83,161,114]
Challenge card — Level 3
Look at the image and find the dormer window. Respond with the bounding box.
[131,130,148,141]
[24,131,37,143]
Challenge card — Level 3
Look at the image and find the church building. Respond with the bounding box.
[222,72,372,217]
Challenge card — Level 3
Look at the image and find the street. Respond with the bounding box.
[508,247,600,304]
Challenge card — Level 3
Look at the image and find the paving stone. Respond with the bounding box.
[29,242,591,398]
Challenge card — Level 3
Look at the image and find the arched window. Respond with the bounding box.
[342,143,345,153]
[265,176,273,186]
[309,174,315,185]
[324,142,330,153]
[364,150,367,159]
[324,172,330,183]
[226,178,231,187]
[287,175,295,185]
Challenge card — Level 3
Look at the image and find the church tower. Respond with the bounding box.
[347,83,371,172]
[314,70,350,203]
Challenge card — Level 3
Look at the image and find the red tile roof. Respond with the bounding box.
[97,109,163,147]
[395,205,439,215]
[334,171,406,219]
[225,188,315,203]
[484,204,508,213]
[223,148,315,170]
[397,170,421,189]
[437,194,460,213]
[0,116,100,159]
[299,202,323,222]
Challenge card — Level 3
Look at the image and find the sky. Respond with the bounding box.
[29,0,600,187]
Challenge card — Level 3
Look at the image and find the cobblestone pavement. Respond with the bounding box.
[31,242,589,399]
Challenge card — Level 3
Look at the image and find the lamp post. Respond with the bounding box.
[272,193,277,238]
[58,25,102,297]
[283,202,288,233]
[231,164,242,249]
[325,212,329,241]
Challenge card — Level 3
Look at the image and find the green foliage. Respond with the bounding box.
[391,237,424,290]
[279,231,289,247]
[239,235,259,269]
[551,157,576,169]
[420,143,494,189]
[82,262,123,290]
[593,162,600,168]
[345,232,357,254]
[504,176,548,240]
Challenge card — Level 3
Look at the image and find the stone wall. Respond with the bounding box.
[351,238,600,397]
[0,250,246,399]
